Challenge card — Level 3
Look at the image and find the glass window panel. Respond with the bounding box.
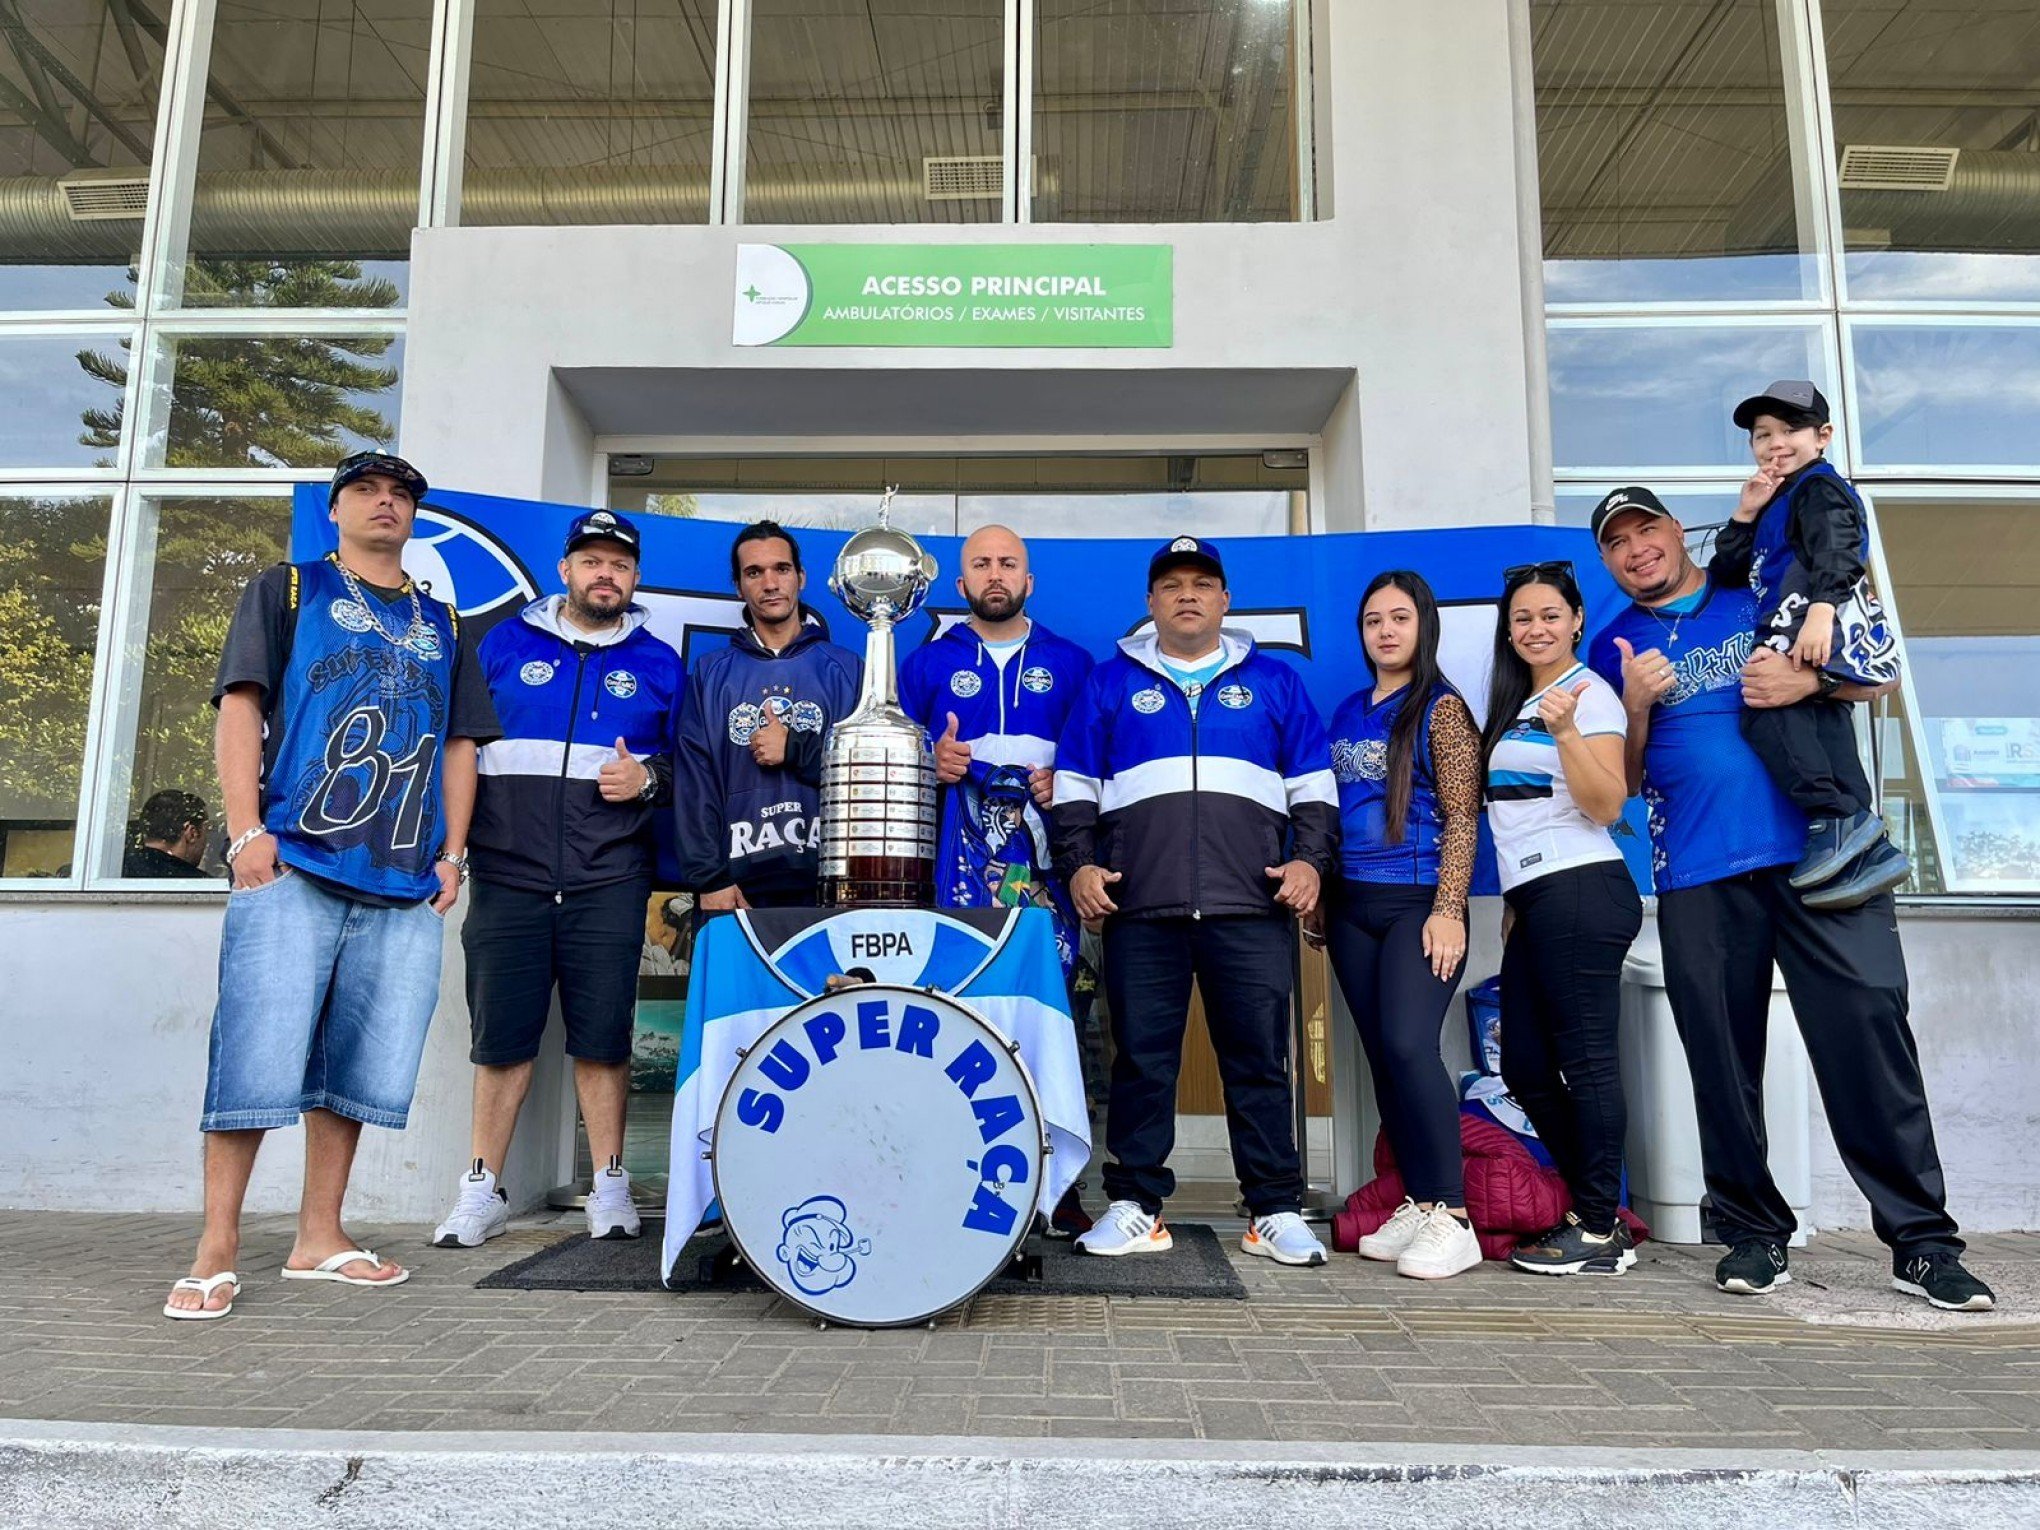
[1035,0,1300,224]
[0,330,130,467]
[168,0,433,308]
[1824,2,2040,302]
[1553,483,1743,531]
[1852,322,2040,468]
[745,0,1004,226]
[1875,497,2040,893]
[108,494,291,881]
[958,491,1288,539]
[0,0,164,311]
[1532,0,1816,302]
[1548,321,1828,468]
[0,491,110,878]
[148,331,403,468]
[463,0,717,228]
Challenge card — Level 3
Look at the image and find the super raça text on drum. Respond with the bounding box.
[729,990,1036,1238]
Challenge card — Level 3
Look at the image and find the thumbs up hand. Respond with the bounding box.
[933,711,972,784]
[1613,635,1676,717]
[750,703,790,768]
[599,736,650,802]
[1537,678,1592,740]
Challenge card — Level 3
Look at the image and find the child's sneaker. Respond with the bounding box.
[1788,808,1885,889]
[1802,838,1911,910]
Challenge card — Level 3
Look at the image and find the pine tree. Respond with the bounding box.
[76,259,401,469]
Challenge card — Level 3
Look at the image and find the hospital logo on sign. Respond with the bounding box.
[604,670,639,699]
[519,660,555,686]
[950,670,983,698]
[1020,666,1053,694]
[1131,688,1165,714]
[1217,684,1253,710]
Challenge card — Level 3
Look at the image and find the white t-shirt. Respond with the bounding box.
[1486,662,1627,894]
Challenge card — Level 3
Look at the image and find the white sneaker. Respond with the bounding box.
[432,1161,509,1248]
[1075,1200,1173,1257]
[1242,1211,1327,1267]
[1357,1197,1426,1262]
[586,1163,642,1241]
[1395,1207,1483,1280]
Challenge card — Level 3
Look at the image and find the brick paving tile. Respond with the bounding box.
[5,1210,2040,1451]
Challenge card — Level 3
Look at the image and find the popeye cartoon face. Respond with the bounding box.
[775,1195,870,1295]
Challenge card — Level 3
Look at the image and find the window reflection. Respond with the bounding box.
[0,492,110,878]
[146,333,403,469]
[1875,497,2040,894]
[1824,2,2040,303]
[0,0,163,310]
[1533,0,1815,302]
[1548,322,1828,468]
[0,332,130,468]
[1852,324,2040,468]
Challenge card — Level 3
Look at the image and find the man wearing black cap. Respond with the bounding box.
[1053,537,1339,1266]
[434,508,684,1249]
[1588,486,1992,1313]
[167,450,501,1320]
[1712,380,1909,909]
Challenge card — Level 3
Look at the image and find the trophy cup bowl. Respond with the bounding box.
[819,501,939,908]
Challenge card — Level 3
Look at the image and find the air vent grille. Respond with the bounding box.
[1838,145,1960,192]
[924,155,1004,201]
[60,172,150,220]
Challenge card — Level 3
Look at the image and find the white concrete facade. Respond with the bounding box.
[2,2,2034,1235]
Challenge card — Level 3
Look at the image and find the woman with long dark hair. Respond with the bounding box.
[1481,561,1642,1277]
[1311,571,1484,1279]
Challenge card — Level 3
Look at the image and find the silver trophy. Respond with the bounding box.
[819,488,939,908]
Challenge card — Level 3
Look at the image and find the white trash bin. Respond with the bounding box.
[1619,936,1815,1247]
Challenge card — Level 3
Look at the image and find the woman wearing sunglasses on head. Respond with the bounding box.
[1309,571,1483,1279]
[1482,561,1643,1277]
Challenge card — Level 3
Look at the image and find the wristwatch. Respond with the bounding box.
[1814,668,1844,697]
[436,850,470,883]
[635,765,658,803]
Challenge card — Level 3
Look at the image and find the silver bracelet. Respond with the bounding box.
[224,826,266,865]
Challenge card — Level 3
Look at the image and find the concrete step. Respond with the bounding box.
[7,1421,2040,1528]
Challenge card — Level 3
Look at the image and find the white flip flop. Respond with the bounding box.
[163,1271,240,1320]
[279,1249,411,1288]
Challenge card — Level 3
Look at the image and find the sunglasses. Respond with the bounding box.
[1502,559,1576,587]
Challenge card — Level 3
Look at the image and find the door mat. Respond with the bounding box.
[477,1222,1247,1301]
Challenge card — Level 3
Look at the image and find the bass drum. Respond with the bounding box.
[710,984,1046,1327]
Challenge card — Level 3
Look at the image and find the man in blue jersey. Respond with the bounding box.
[1588,487,1992,1312]
[900,522,1098,1235]
[433,509,683,1251]
[165,452,500,1321]
[675,521,861,911]
[1053,537,1339,1267]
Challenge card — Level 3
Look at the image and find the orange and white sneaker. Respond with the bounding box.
[1075,1200,1173,1257]
[1242,1212,1328,1267]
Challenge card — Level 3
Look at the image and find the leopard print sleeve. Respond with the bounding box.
[1428,694,1481,920]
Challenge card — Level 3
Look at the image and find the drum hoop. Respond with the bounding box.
[709,982,1049,1328]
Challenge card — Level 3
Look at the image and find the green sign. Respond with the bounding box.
[733,243,1173,348]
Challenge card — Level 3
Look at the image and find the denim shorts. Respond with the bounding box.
[201,868,447,1132]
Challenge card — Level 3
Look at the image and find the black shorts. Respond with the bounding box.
[462,875,649,1065]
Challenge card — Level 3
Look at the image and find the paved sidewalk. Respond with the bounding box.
[5,1212,2039,1451]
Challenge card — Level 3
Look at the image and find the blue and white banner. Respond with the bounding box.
[291,485,1652,891]
[659,906,1085,1284]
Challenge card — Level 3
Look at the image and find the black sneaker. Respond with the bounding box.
[1510,1212,1634,1276]
[1716,1238,1791,1295]
[1788,809,1885,890]
[1801,838,1912,911]
[1894,1252,1995,1312]
[1039,1185,1095,1241]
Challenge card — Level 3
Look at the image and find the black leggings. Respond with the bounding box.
[1324,880,1466,1207]
[1499,860,1642,1233]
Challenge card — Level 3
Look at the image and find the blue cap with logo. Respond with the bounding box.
[564,508,642,557]
[1147,535,1226,588]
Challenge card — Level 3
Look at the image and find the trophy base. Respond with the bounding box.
[822,854,934,910]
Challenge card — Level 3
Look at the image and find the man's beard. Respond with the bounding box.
[968,587,1026,623]
[568,586,625,625]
